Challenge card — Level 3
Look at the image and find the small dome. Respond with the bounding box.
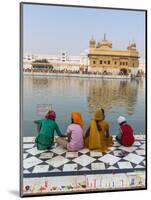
[127,41,137,50]
[89,36,96,48]
[90,36,96,43]
[131,42,136,47]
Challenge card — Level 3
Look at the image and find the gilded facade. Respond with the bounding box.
[88,35,139,72]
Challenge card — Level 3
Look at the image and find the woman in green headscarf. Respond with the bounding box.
[35,110,64,150]
[84,108,113,152]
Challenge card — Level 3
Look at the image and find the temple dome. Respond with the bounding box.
[89,36,96,48]
[98,34,112,49]
[127,41,137,50]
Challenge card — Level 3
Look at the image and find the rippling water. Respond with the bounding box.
[23,75,145,136]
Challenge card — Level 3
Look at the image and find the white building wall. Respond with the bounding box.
[23,52,88,71]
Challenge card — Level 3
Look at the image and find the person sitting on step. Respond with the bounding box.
[35,110,64,150]
[116,116,134,147]
[84,108,113,152]
[56,112,84,151]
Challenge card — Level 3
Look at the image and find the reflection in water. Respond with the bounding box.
[23,76,145,136]
[87,79,139,115]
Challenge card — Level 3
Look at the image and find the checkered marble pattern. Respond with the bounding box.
[23,135,146,177]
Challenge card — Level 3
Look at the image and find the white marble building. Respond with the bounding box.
[23,51,88,71]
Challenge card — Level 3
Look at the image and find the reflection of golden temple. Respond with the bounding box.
[88,35,139,71]
[24,76,141,116]
[87,79,139,115]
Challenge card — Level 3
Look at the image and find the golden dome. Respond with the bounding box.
[127,41,137,50]
[99,34,112,49]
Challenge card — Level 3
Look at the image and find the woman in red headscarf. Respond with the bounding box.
[35,110,64,150]
[56,112,84,151]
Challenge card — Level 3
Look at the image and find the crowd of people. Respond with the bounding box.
[23,68,144,77]
[34,109,135,153]
[24,68,113,75]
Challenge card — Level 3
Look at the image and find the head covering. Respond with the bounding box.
[93,109,105,121]
[117,116,126,124]
[45,110,56,120]
[84,108,113,152]
[71,112,83,128]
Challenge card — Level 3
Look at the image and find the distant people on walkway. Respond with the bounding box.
[56,112,84,151]
[84,108,113,152]
[116,116,134,146]
[35,110,64,150]
[24,68,115,76]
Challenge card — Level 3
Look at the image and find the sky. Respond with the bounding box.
[23,4,146,59]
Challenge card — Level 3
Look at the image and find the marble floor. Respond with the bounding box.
[22,135,146,178]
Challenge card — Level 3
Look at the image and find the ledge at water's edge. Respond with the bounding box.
[23,72,144,80]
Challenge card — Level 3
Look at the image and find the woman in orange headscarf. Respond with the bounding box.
[56,112,84,151]
[84,108,113,152]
